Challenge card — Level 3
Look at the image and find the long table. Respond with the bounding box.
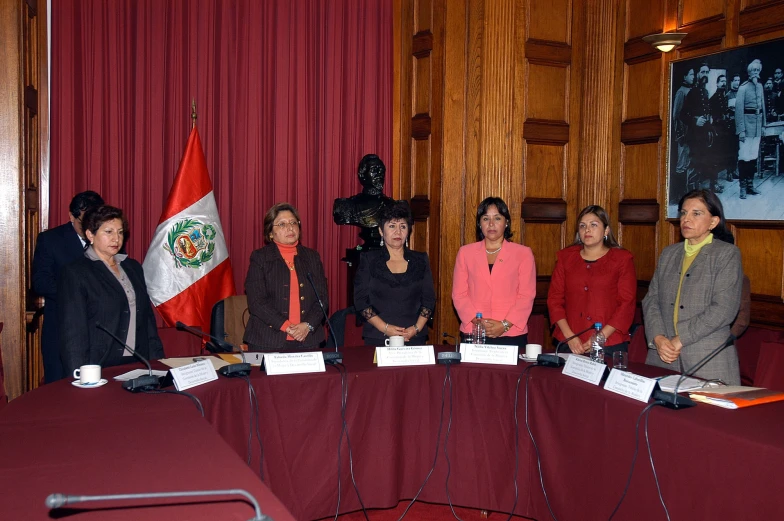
[3,348,783,521]
[187,347,784,520]
[0,373,296,521]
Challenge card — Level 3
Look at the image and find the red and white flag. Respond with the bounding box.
[143,127,235,333]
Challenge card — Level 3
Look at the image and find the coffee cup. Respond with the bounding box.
[525,343,543,358]
[73,364,101,385]
[385,335,405,347]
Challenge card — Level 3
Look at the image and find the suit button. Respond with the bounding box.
[686,274,690,277]
[584,286,588,291]
[680,305,684,309]
[586,264,591,269]
[300,296,305,301]
[587,316,592,322]
[299,283,304,287]
[301,310,305,314]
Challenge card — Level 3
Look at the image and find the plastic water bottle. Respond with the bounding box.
[589,322,605,364]
[473,313,486,344]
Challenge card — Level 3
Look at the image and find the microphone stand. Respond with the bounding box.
[537,325,595,367]
[95,323,161,392]
[437,332,461,365]
[46,488,272,521]
[306,273,343,364]
[653,334,736,410]
[175,322,251,377]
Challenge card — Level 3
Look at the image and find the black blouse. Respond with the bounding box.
[353,248,436,344]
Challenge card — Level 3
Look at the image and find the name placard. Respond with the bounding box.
[459,343,519,366]
[264,352,326,375]
[170,359,219,391]
[562,355,606,385]
[603,369,658,403]
[376,345,435,367]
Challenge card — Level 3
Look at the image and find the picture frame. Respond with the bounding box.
[666,38,784,220]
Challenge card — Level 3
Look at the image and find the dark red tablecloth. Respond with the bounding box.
[187,347,784,521]
[0,370,295,521]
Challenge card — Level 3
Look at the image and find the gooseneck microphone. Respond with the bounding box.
[95,323,161,392]
[654,334,736,409]
[305,272,343,364]
[45,488,273,521]
[175,321,251,377]
[537,325,595,367]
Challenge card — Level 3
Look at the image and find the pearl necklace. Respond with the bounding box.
[485,245,502,255]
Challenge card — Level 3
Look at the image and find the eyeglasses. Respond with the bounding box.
[273,220,300,229]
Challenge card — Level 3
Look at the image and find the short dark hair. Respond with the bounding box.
[82,205,127,237]
[263,202,301,244]
[678,189,734,243]
[572,205,620,247]
[717,74,726,83]
[69,191,104,219]
[475,197,513,241]
[379,200,413,229]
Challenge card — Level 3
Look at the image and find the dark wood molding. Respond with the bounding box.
[623,37,663,64]
[739,1,784,38]
[749,294,784,330]
[618,199,659,224]
[411,113,431,140]
[409,195,430,221]
[412,30,433,58]
[621,116,662,144]
[523,119,569,145]
[676,16,725,51]
[521,198,567,223]
[525,39,571,67]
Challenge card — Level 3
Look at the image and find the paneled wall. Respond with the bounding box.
[396,0,784,342]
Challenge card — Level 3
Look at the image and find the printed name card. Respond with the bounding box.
[603,369,658,402]
[376,345,436,367]
[264,352,326,375]
[562,355,607,385]
[170,359,219,391]
[459,343,519,366]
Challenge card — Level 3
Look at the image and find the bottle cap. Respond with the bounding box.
[594,322,602,328]
[477,313,483,318]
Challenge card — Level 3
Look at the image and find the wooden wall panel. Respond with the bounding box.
[624,59,662,120]
[682,1,725,26]
[626,0,664,39]
[620,224,658,280]
[526,64,568,120]
[525,144,566,197]
[415,0,432,31]
[735,228,784,296]
[621,143,660,199]
[527,0,571,43]
[524,223,563,276]
[413,55,431,114]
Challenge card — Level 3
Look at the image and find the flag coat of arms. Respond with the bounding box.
[143,127,235,333]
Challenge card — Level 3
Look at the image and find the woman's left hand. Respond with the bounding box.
[482,319,506,338]
[286,323,310,342]
[402,326,418,342]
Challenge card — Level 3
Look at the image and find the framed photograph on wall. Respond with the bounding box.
[666,38,784,220]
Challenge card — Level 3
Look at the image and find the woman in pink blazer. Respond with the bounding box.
[452,197,537,347]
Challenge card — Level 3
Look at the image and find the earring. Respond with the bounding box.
[405,238,409,248]
[380,237,384,247]
[604,235,608,242]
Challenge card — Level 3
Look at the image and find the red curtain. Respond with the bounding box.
[50,0,392,314]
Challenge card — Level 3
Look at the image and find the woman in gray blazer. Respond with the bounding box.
[643,190,743,385]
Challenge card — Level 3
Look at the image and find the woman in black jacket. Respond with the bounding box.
[354,201,436,346]
[58,205,163,374]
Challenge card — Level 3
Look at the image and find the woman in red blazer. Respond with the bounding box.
[452,197,537,347]
[547,205,637,355]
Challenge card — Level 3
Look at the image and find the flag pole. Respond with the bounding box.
[191,99,197,129]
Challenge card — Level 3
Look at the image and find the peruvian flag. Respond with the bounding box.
[143,126,235,333]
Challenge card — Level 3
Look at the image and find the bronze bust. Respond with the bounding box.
[333,154,394,247]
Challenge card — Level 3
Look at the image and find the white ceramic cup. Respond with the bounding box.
[73,364,101,385]
[525,343,543,358]
[385,335,405,347]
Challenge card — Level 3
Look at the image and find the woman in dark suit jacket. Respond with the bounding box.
[354,201,436,346]
[58,206,164,374]
[643,190,743,385]
[452,197,537,347]
[243,203,328,351]
[547,205,637,355]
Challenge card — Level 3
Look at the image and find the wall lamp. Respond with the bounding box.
[642,32,687,53]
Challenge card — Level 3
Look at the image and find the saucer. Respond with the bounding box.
[72,379,108,389]
[519,354,539,363]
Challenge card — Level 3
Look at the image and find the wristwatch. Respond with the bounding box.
[502,319,511,333]
[305,322,315,333]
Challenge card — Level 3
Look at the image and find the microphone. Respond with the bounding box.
[437,332,461,365]
[537,325,595,367]
[175,321,251,377]
[442,332,457,345]
[95,323,161,392]
[45,488,273,521]
[305,272,343,364]
[653,334,736,410]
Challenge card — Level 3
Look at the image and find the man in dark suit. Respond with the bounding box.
[32,190,105,382]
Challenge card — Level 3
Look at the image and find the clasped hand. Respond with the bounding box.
[654,334,683,364]
[471,317,505,338]
[384,324,418,341]
[286,322,310,342]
